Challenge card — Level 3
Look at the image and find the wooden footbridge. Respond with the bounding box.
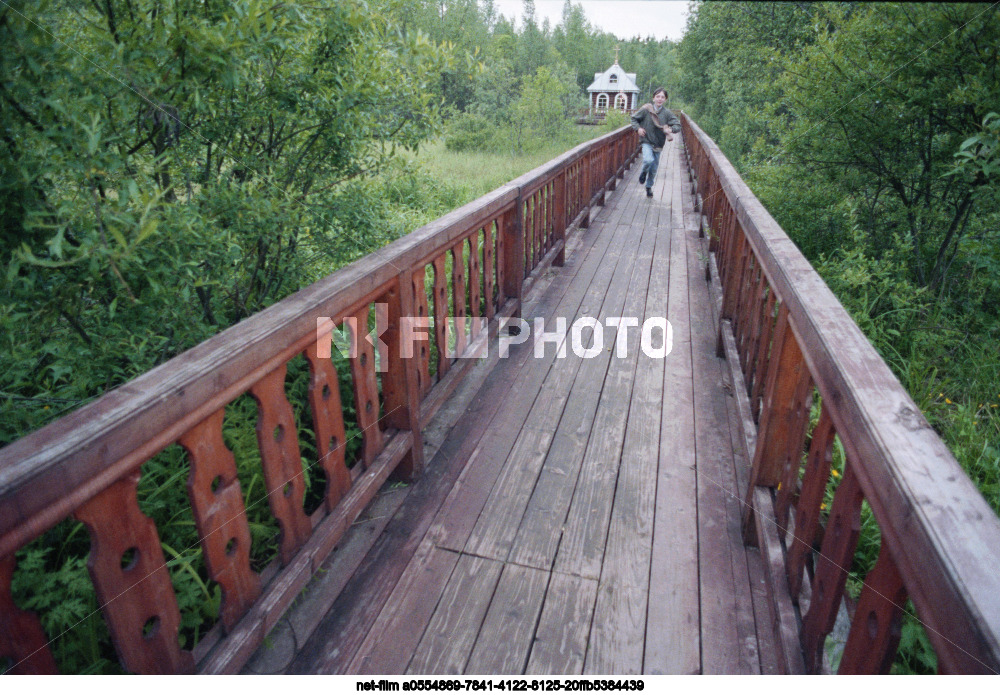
[2,117,1000,675]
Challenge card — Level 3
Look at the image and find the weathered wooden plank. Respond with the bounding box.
[351,542,461,674]
[546,215,656,581]
[466,563,549,673]
[688,229,759,674]
[425,215,618,556]
[493,155,649,580]
[645,149,700,675]
[585,160,673,674]
[526,572,598,675]
[406,554,503,674]
[750,486,807,674]
[472,172,649,566]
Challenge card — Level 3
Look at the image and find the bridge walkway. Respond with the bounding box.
[245,137,782,675]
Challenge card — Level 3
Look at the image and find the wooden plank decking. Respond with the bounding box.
[244,137,783,675]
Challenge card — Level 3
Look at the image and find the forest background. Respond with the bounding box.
[0,0,998,674]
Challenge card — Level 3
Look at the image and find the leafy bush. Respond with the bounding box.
[445,113,496,152]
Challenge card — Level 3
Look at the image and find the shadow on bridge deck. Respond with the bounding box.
[244,137,783,675]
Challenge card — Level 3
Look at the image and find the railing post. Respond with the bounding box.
[553,169,567,267]
[742,305,812,542]
[502,193,525,318]
[382,273,425,479]
[0,554,57,673]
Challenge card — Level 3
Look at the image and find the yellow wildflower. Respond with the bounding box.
[820,503,828,511]
[831,469,841,478]
[945,398,952,404]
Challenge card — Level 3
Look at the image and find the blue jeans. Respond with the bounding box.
[641,143,661,188]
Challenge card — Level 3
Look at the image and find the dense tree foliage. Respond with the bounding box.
[0,0,456,440]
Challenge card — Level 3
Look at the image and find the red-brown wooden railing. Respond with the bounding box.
[681,113,1000,674]
[0,126,638,674]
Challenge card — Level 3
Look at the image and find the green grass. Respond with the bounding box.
[402,126,606,207]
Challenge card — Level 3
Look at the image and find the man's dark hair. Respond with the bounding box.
[652,87,667,99]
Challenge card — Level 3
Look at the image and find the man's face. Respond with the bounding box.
[653,92,666,107]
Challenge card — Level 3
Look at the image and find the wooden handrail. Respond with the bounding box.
[680,113,1000,674]
[0,125,639,674]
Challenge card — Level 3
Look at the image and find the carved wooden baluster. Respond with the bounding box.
[539,187,548,257]
[743,304,808,538]
[375,301,391,376]
[452,241,468,358]
[348,306,385,468]
[787,407,836,598]
[483,223,495,321]
[839,545,907,673]
[537,187,547,258]
[702,169,719,239]
[744,278,771,398]
[546,183,554,252]
[774,377,815,535]
[178,411,260,632]
[409,266,433,396]
[432,254,450,379]
[715,203,735,277]
[381,275,426,481]
[249,366,312,565]
[302,342,351,509]
[739,262,764,376]
[523,198,534,274]
[0,553,57,673]
[732,251,756,348]
[534,192,543,268]
[553,174,566,266]
[707,193,724,255]
[750,291,778,423]
[723,206,741,285]
[496,211,508,306]
[468,233,482,342]
[801,463,864,673]
[73,472,194,673]
[722,232,749,321]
